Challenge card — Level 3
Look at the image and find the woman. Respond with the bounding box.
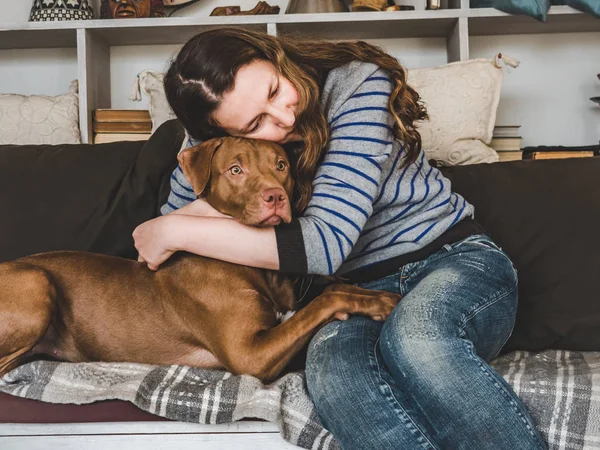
[133,28,546,450]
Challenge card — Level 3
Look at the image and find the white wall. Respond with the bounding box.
[471,33,600,147]
[0,0,599,147]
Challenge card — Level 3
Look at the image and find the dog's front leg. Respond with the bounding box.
[211,287,400,383]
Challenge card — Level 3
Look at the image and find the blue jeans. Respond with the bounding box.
[306,234,547,450]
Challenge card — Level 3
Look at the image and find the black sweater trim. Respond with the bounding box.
[275,220,308,274]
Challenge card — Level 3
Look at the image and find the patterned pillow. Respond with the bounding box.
[408,55,518,166]
[0,81,80,145]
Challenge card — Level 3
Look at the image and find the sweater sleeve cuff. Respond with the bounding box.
[274,220,308,274]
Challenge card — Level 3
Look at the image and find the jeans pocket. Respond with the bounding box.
[454,235,518,279]
[456,234,502,251]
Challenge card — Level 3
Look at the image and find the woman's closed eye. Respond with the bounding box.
[247,81,280,134]
[270,81,280,99]
[248,117,262,133]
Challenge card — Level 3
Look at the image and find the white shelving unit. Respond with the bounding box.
[0,3,597,144]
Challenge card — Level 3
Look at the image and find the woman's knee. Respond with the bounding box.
[306,317,382,411]
[378,306,458,383]
[378,257,519,371]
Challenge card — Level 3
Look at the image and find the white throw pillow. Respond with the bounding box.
[130,70,176,133]
[408,55,518,166]
[0,81,80,145]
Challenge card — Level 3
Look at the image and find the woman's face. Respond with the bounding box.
[212,60,302,144]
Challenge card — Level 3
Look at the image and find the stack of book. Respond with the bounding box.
[490,125,522,162]
[93,109,152,144]
[522,144,600,160]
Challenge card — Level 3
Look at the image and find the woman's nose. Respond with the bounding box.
[270,102,295,128]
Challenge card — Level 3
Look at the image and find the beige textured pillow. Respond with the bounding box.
[408,55,518,166]
[130,70,176,133]
[0,81,80,145]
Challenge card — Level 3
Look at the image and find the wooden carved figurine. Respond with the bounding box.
[101,0,165,19]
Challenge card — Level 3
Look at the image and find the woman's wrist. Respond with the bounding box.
[168,215,224,254]
[168,214,197,253]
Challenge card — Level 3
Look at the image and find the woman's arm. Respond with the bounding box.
[133,215,278,271]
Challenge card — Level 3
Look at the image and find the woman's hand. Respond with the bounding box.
[133,215,179,271]
[133,200,232,271]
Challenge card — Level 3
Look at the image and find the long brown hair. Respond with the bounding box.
[164,28,427,212]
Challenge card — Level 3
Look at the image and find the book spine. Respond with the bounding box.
[94,110,152,123]
[93,122,153,134]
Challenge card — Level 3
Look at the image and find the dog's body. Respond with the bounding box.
[0,138,398,382]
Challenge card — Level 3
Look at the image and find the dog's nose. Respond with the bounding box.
[261,188,286,206]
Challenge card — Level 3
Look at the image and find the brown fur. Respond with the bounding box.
[0,137,399,382]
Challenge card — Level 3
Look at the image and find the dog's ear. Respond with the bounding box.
[177,138,224,196]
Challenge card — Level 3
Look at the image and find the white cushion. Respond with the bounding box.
[408,57,509,165]
[0,85,80,145]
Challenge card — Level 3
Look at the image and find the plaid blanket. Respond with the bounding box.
[492,350,600,450]
[1,350,600,449]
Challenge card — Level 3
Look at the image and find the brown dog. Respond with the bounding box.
[0,137,399,382]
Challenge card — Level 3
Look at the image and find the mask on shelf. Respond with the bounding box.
[100,0,165,19]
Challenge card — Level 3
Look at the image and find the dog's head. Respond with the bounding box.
[178,137,294,227]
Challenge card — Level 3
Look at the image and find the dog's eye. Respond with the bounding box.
[276,161,287,171]
[229,166,242,175]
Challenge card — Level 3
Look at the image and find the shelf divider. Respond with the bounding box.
[448,16,469,62]
[77,29,111,144]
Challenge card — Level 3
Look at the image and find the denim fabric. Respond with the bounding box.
[306,234,547,450]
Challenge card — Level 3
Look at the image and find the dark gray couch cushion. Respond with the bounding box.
[0,119,184,263]
[441,157,600,353]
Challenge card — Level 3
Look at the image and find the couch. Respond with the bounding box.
[1,119,599,449]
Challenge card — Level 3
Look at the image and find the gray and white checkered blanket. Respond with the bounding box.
[492,350,600,449]
[1,350,600,449]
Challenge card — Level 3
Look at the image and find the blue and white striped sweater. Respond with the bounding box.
[161,61,474,276]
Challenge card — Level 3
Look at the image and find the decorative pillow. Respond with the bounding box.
[551,0,600,17]
[470,0,551,22]
[0,119,184,263]
[407,55,518,166]
[441,157,600,353]
[130,70,176,133]
[0,81,80,145]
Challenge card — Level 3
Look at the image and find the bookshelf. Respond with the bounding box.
[0,3,598,143]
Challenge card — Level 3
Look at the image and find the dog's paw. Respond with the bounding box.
[277,310,296,324]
